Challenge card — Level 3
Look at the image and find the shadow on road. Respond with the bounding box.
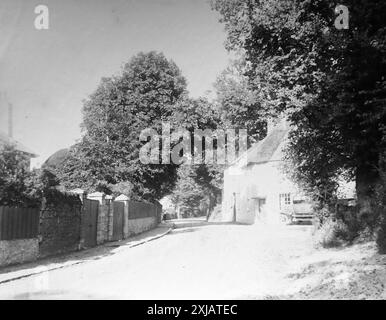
[0,226,171,283]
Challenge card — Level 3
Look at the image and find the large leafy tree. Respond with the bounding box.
[212,0,386,218]
[58,51,187,201]
[211,0,329,113]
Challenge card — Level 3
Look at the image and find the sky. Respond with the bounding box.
[0,0,231,167]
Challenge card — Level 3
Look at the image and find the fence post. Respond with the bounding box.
[87,192,108,245]
[105,195,113,242]
[115,194,130,239]
[69,188,87,203]
[87,192,105,205]
[39,196,46,242]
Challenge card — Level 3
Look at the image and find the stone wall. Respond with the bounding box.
[124,200,162,237]
[127,216,159,237]
[0,239,39,267]
[0,192,162,269]
[39,195,82,258]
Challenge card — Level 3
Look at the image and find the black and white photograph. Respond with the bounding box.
[0,0,386,304]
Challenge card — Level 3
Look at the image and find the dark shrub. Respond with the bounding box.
[376,217,386,254]
[375,166,386,253]
[313,218,349,248]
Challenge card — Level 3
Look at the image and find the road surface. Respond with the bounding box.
[0,223,313,299]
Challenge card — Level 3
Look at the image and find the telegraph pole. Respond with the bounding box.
[1,91,13,138]
[233,192,237,223]
[8,101,13,138]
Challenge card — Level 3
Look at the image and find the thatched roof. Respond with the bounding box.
[246,127,288,164]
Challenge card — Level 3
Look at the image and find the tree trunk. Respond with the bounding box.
[356,163,379,224]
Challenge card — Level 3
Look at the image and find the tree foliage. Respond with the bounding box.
[169,97,223,214]
[0,144,34,206]
[171,165,207,216]
[56,51,187,201]
[214,58,267,145]
[0,144,61,207]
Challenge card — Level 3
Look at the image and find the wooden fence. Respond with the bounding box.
[0,198,161,245]
[0,206,40,240]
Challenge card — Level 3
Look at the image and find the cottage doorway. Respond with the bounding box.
[254,198,267,223]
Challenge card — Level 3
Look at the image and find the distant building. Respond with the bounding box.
[0,131,38,170]
[218,119,355,225]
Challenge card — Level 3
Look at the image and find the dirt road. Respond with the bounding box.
[0,222,384,299]
[0,224,312,299]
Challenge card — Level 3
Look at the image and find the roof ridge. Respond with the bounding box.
[0,131,38,157]
[227,126,289,168]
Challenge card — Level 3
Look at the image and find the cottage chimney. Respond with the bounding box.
[8,102,13,138]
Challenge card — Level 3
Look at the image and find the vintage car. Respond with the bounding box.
[280,198,314,224]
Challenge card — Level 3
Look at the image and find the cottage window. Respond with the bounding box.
[279,193,291,210]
